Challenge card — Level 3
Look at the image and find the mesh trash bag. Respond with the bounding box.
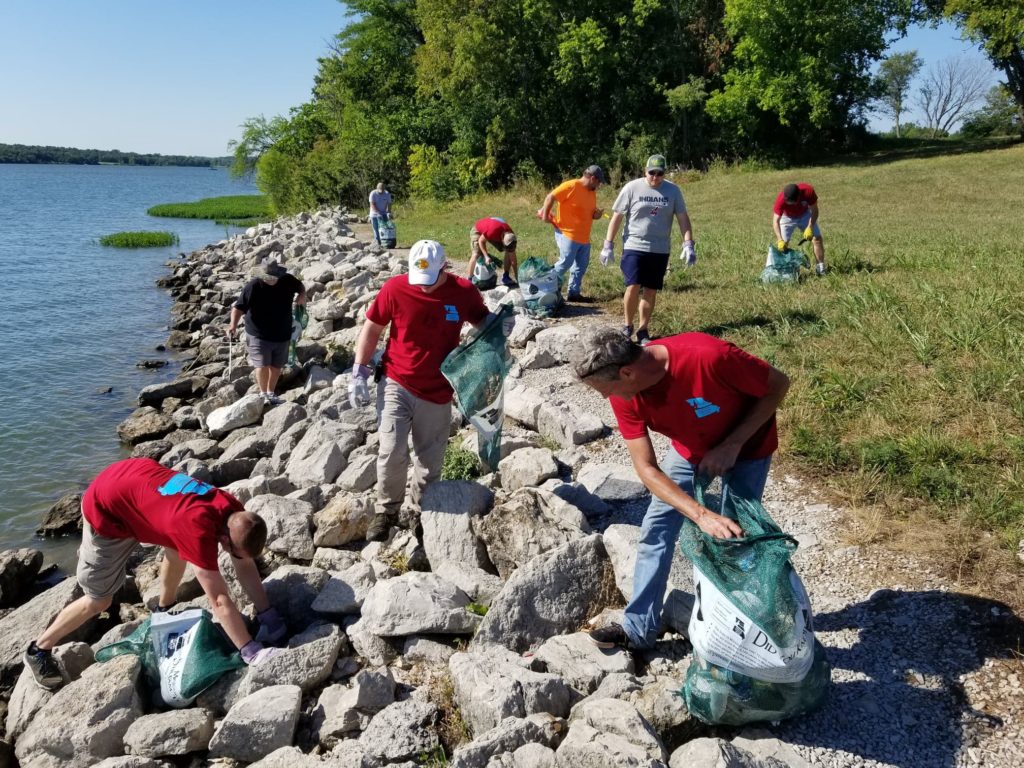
[761,244,810,285]
[378,218,397,248]
[96,608,243,708]
[289,304,309,366]
[440,305,513,470]
[678,480,830,725]
[471,252,501,291]
[517,256,563,318]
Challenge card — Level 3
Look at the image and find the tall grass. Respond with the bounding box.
[99,231,179,247]
[398,143,1024,603]
[147,195,271,221]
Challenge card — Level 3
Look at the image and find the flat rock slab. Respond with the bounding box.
[533,632,634,694]
[360,572,479,636]
[122,708,216,758]
[208,684,302,763]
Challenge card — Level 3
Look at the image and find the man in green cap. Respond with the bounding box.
[601,155,695,345]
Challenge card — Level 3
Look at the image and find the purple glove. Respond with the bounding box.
[254,607,288,645]
[240,640,282,665]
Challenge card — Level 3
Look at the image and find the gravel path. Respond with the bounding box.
[508,300,1024,768]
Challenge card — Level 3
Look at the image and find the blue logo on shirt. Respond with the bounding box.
[157,473,214,497]
[687,397,720,418]
[444,304,460,322]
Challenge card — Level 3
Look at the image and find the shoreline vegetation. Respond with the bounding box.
[99,231,180,248]
[147,194,272,227]
[0,142,230,167]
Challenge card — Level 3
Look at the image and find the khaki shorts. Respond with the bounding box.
[77,520,139,600]
[247,336,289,368]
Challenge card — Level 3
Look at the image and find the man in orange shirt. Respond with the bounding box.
[537,165,605,302]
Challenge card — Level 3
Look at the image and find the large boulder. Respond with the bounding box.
[449,647,575,737]
[360,572,479,636]
[0,548,44,606]
[358,693,439,764]
[237,624,343,698]
[477,489,591,580]
[137,377,205,408]
[206,394,265,438]
[15,655,143,768]
[285,420,363,487]
[313,668,396,746]
[556,698,667,767]
[448,714,565,768]
[311,562,376,615]
[263,566,330,631]
[312,493,374,547]
[6,642,94,741]
[207,684,302,763]
[246,495,315,561]
[576,463,648,502]
[535,401,606,448]
[117,407,175,445]
[122,709,216,758]
[498,448,559,492]
[474,535,616,654]
[632,676,704,751]
[668,737,787,768]
[533,632,634,695]
[36,492,82,537]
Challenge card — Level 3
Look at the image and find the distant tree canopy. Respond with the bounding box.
[234,0,943,212]
[0,143,229,167]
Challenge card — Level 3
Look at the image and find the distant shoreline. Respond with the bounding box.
[0,142,231,168]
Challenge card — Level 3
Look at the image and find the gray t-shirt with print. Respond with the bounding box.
[369,189,392,218]
[612,178,687,253]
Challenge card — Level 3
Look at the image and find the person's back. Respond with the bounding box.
[237,272,304,342]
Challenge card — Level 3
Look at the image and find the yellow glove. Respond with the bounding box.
[803,225,814,240]
[776,239,787,251]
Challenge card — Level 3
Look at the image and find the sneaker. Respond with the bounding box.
[567,294,594,303]
[635,328,651,346]
[622,325,634,341]
[815,262,827,276]
[265,393,284,406]
[587,623,630,650]
[501,274,518,288]
[24,644,63,691]
[365,513,395,542]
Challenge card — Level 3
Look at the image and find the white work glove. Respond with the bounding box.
[240,640,281,666]
[600,240,615,267]
[348,363,372,409]
[681,240,697,266]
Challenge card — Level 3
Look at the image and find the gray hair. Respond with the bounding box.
[573,327,643,382]
[376,182,386,192]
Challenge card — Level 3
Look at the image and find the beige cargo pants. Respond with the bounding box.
[375,377,451,515]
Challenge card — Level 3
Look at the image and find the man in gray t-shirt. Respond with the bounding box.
[601,155,696,346]
[368,183,393,245]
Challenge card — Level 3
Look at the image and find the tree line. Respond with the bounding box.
[230,0,1024,212]
[0,143,231,167]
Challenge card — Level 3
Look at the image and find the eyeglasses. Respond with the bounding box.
[647,170,664,177]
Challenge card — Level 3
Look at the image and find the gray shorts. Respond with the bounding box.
[247,336,289,368]
[77,520,139,600]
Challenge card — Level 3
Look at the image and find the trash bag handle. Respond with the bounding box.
[692,476,798,547]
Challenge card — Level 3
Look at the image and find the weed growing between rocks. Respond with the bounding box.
[441,446,481,481]
[425,670,470,755]
[466,602,488,616]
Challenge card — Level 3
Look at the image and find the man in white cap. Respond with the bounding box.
[348,240,512,541]
[537,164,605,301]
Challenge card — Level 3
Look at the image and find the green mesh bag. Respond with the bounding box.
[441,305,514,470]
[761,244,810,285]
[678,479,830,725]
[96,608,243,707]
[517,256,563,318]
[288,304,310,365]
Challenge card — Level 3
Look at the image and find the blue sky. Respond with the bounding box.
[0,0,346,156]
[0,6,1001,155]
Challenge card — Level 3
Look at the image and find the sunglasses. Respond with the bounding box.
[647,170,665,177]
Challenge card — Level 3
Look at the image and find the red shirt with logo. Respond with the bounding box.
[610,333,777,464]
[367,273,489,403]
[772,183,818,218]
[82,458,242,570]
[474,217,514,248]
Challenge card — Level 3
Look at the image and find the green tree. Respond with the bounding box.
[228,115,290,179]
[876,51,923,137]
[958,83,1022,136]
[943,0,1024,137]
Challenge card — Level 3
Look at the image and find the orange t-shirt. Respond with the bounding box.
[551,180,597,245]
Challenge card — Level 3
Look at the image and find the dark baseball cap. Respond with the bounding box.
[584,165,606,183]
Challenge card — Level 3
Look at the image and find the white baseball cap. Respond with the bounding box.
[408,240,447,286]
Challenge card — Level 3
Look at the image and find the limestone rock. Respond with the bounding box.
[533,632,634,694]
[36,492,82,537]
[207,684,302,762]
[361,572,479,637]
[498,447,559,492]
[313,667,396,745]
[238,624,343,698]
[263,565,330,630]
[117,407,175,445]
[313,493,374,547]
[311,562,376,615]
[122,708,215,757]
[449,714,565,768]
[0,579,90,683]
[557,698,666,767]
[576,463,648,502]
[0,549,44,606]
[358,694,439,764]
[247,495,315,561]
[668,736,788,768]
[206,393,265,438]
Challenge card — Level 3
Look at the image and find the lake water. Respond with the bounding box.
[0,164,257,566]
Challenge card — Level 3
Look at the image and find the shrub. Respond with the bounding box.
[99,231,179,247]
[441,446,481,481]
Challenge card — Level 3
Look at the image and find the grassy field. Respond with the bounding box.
[147,194,272,225]
[398,141,1024,604]
[99,231,179,247]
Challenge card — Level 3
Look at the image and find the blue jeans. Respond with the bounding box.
[552,229,591,296]
[370,215,385,244]
[622,447,772,648]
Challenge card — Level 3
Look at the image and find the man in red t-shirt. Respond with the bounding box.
[773,182,826,275]
[24,458,285,691]
[573,327,790,650]
[349,240,511,541]
[469,217,518,287]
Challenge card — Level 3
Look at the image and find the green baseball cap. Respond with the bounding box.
[646,154,667,172]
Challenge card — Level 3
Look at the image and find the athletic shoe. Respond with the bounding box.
[24,644,63,691]
[587,623,629,650]
[267,394,284,406]
[815,262,827,276]
[622,325,634,341]
[567,294,594,303]
[365,513,395,542]
[501,274,518,288]
[635,328,652,346]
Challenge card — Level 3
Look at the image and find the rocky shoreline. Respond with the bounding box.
[1,207,1020,768]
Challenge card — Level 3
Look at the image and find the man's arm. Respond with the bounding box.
[537,192,556,222]
[676,211,693,242]
[294,283,307,306]
[604,211,624,243]
[228,307,244,337]
[194,567,253,649]
[229,554,270,614]
[697,366,790,478]
[772,213,784,241]
[625,435,743,539]
[809,203,820,226]
[353,318,387,367]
